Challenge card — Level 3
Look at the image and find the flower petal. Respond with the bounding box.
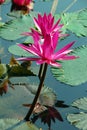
[17,57,41,62]
[42,34,53,58]
[58,55,78,60]
[49,61,62,68]
[54,41,75,57]
[18,43,41,57]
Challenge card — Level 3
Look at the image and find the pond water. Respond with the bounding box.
[0,0,87,130]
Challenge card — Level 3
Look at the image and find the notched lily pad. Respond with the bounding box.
[72,97,87,111]
[0,14,34,40]
[55,8,87,36]
[8,44,34,57]
[67,112,87,130]
[67,97,87,130]
[51,45,87,86]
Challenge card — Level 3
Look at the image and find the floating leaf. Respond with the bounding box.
[67,112,87,130]
[67,97,87,130]
[0,14,34,40]
[8,44,34,57]
[55,8,87,36]
[72,97,87,111]
[51,45,87,86]
[0,118,39,130]
[0,81,34,117]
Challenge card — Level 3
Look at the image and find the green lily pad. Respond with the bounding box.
[67,112,87,130]
[72,97,87,110]
[8,44,34,57]
[67,97,87,130]
[55,8,87,36]
[51,45,87,86]
[0,118,39,130]
[0,15,34,40]
[0,78,34,117]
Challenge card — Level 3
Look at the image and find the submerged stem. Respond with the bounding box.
[50,0,59,15]
[62,0,77,13]
[24,63,48,121]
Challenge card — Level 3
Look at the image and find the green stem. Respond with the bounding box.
[24,63,48,121]
[38,64,44,80]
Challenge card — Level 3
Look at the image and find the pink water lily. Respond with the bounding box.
[11,0,34,14]
[12,0,32,6]
[22,13,67,38]
[17,32,77,67]
[0,0,5,5]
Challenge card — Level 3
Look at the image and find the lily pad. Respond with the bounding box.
[51,45,87,86]
[67,112,87,130]
[67,97,87,130]
[8,44,34,57]
[55,8,87,36]
[0,118,39,130]
[72,97,87,110]
[0,78,34,118]
[0,14,34,40]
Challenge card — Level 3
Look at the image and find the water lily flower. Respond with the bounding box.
[12,0,32,6]
[0,0,5,5]
[22,13,68,39]
[17,32,77,67]
[11,0,34,14]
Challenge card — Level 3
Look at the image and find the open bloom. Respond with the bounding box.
[22,13,67,38]
[11,0,34,14]
[0,0,5,5]
[17,32,77,67]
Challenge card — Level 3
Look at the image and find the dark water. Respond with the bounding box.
[0,0,87,130]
